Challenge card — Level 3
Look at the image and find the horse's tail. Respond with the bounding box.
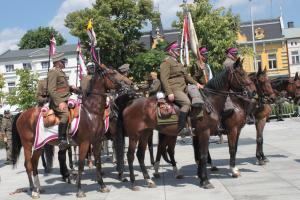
[44,144,54,170]
[115,117,125,175]
[12,112,22,167]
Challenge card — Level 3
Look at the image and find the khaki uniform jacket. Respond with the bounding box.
[160,56,197,96]
[47,67,70,106]
[1,115,13,132]
[223,57,235,68]
[149,79,161,96]
[36,79,48,105]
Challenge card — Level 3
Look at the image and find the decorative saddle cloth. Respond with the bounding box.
[156,101,179,125]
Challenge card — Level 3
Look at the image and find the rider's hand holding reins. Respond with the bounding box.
[197,83,204,89]
[168,94,175,102]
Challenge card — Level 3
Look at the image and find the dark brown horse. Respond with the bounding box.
[116,58,256,190]
[11,66,127,198]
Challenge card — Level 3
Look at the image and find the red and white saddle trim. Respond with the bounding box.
[34,105,81,150]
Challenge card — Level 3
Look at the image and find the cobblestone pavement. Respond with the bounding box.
[1,118,300,200]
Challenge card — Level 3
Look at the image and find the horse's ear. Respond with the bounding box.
[294,72,299,81]
[234,57,241,69]
[263,66,267,73]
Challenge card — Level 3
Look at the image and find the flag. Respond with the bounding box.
[86,19,97,47]
[76,41,87,80]
[180,11,190,65]
[188,11,199,57]
[49,33,56,57]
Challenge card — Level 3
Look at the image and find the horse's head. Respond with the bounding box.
[228,58,257,98]
[288,72,300,105]
[255,66,276,102]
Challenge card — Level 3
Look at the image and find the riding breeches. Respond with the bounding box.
[174,90,191,113]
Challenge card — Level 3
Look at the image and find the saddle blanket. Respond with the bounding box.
[34,105,81,150]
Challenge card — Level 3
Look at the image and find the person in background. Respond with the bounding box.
[1,110,13,165]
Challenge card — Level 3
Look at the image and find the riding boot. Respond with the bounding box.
[58,123,69,151]
[178,112,192,138]
[187,84,204,108]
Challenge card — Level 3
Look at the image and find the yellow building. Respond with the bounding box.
[238,18,289,78]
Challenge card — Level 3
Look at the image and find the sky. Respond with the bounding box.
[0,0,299,54]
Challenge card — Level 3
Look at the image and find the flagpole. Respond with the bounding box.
[46,33,52,95]
[76,43,80,88]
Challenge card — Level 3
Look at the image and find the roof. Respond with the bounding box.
[239,18,284,42]
[0,44,77,62]
[283,28,300,39]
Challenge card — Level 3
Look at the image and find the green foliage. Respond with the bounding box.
[129,40,168,81]
[0,73,5,104]
[173,0,241,72]
[65,0,156,68]
[6,69,38,111]
[18,26,66,49]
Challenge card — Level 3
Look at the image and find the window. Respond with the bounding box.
[291,51,300,65]
[256,55,262,69]
[7,82,15,93]
[268,54,277,69]
[23,63,32,70]
[41,61,49,69]
[5,64,14,72]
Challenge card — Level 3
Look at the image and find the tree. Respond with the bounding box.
[6,69,38,110]
[129,40,167,81]
[65,0,157,68]
[0,74,5,104]
[18,26,66,49]
[173,0,243,72]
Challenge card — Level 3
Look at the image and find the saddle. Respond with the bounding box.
[157,101,177,119]
[41,106,80,128]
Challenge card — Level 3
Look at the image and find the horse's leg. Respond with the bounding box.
[40,149,48,173]
[153,133,166,178]
[255,117,267,165]
[207,150,218,171]
[127,137,139,191]
[23,145,35,192]
[192,136,199,165]
[93,140,110,193]
[87,145,93,169]
[227,127,240,177]
[58,149,70,183]
[31,149,43,197]
[148,132,155,166]
[74,146,78,166]
[67,146,74,170]
[76,141,90,198]
[197,129,214,189]
[136,134,156,188]
[166,136,184,179]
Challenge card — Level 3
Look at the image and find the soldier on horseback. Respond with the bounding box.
[36,78,49,107]
[80,62,95,97]
[160,41,203,137]
[47,53,73,150]
[191,46,213,83]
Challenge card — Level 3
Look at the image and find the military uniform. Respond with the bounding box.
[191,63,213,84]
[48,67,70,124]
[160,56,198,113]
[149,79,161,96]
[275,91,286,121]
[36,79,49,106]
[223,57,235,69]
[222,57,236,113]
[1,112,13,163]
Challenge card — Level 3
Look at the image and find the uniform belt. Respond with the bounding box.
[56,87,68,93]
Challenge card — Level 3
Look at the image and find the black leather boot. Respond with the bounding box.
[178,112,192,138]
[58,123,69,150]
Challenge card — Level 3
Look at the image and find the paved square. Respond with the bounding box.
[1,118,300,200]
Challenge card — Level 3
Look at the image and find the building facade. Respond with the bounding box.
[0,44,78,97]
[237,18,289,78]
[283,22,300,77]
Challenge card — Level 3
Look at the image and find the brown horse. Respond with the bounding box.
[116,58,256,190]
[11,66,128,198]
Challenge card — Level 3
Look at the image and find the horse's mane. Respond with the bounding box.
[205,68,229,90]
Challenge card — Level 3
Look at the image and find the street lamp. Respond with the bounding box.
[250,0,258,72]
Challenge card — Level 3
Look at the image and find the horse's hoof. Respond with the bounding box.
[175,174,184,179]
[99,187,110,193]
[31,191,40,199]
[153,173,160,179]
[76,191,86,198]
[147,179,156,188]
[263,157,270,163]
[201,181,215,189]
[231,167,241,178]
[121,178,128,182]
[131,185,140,191]
[210,166,219,171]
[257,160,265,166]
[232,172,240,178]
[39,188,45,194]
